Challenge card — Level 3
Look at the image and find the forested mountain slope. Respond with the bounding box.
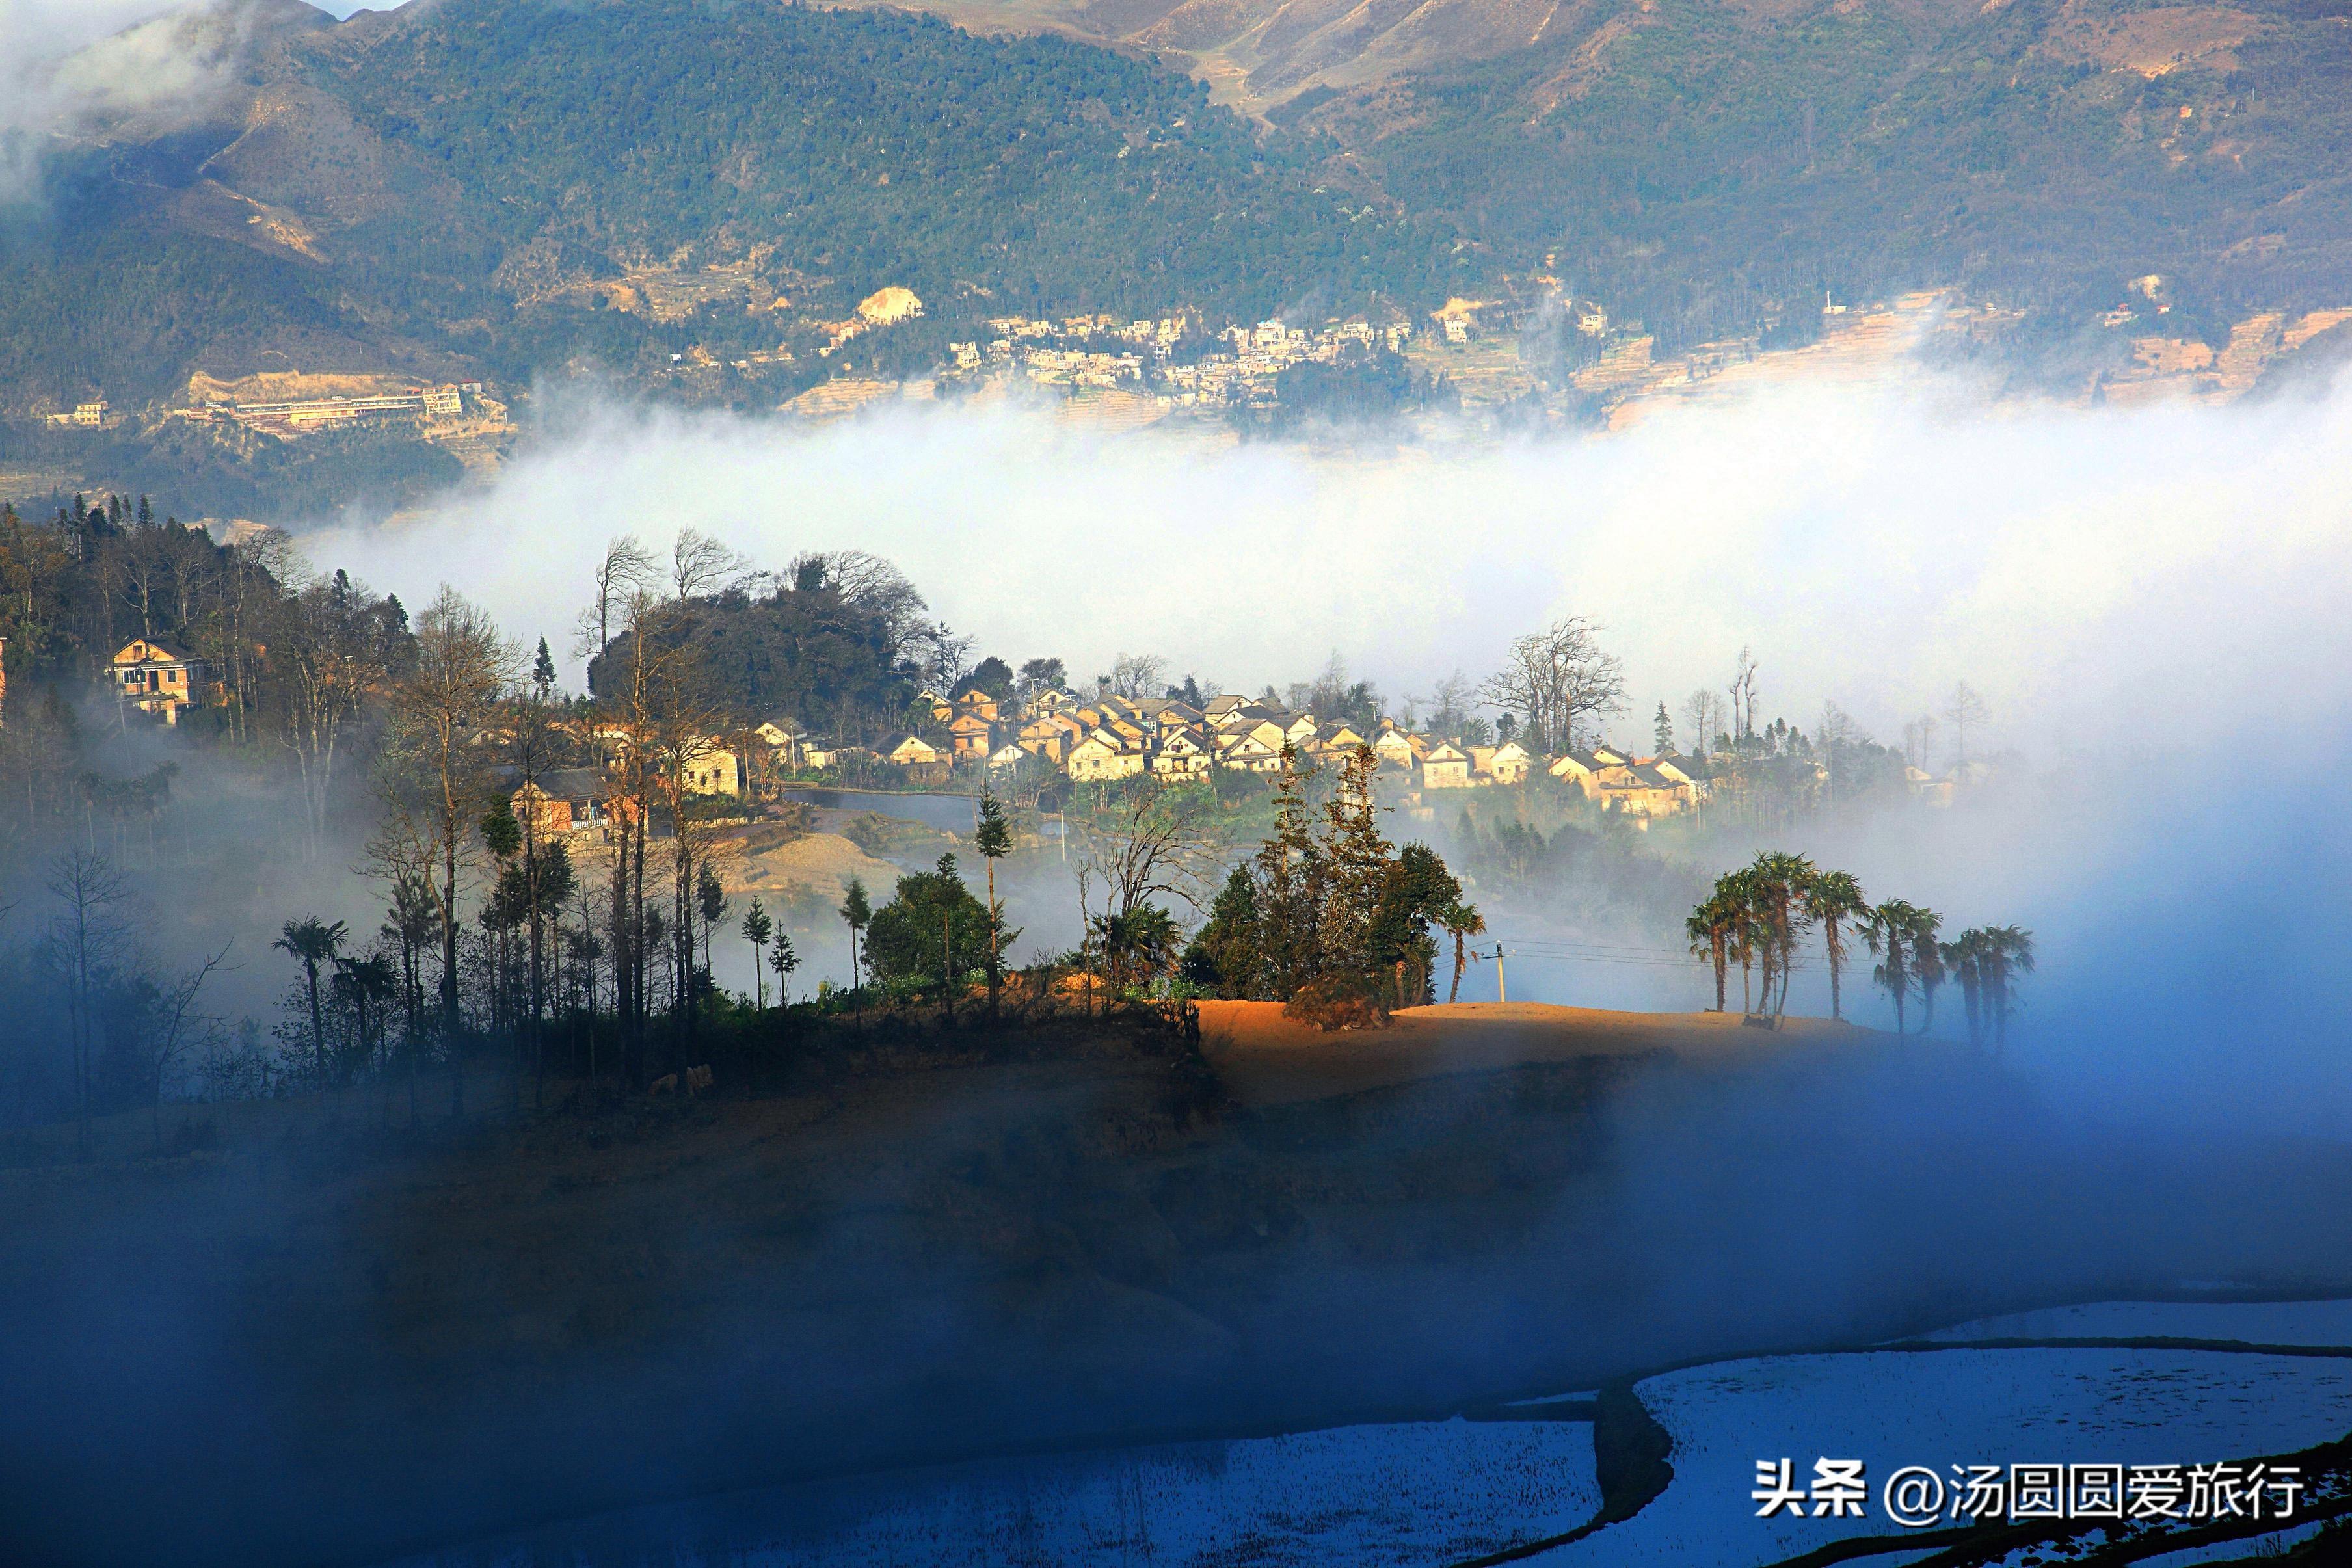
[0,0,1454,417]
[863,0,2352,349]
[7,0,2352,488]
[1295,0,2352,348]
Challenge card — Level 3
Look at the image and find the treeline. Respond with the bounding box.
[0,502,1022,1132]
[1687,852,2035,1049]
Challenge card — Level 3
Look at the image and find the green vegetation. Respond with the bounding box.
[294,0,1455,362]
[1316,0,2352,352]
[1690,853,2033,1037]
[860,854,1003,998]
[584,570,914,733]
[1181,745,1464,1022]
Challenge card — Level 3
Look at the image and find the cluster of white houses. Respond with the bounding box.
[82,642,1709,825]
[791,688,1707,820]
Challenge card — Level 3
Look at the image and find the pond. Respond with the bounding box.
[386,1415,1601,1568]
[781,787,982,837]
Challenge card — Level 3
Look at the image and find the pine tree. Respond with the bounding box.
[768,930,798,1006]
[973,784,1011,1009]
[1183,864,1264,998]
[1315,745,1393,982]
[740,896,773,1007]
[839,875,872,1016]
[532,637,558,698]
[1253,743,1323,998]
[1653,701,1674,754]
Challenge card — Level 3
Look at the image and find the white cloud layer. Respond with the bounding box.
[316,377,2352,757]
[0,0,293,199]
[309,373,2352,1130]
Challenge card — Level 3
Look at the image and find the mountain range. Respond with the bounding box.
[4,0,2351,512]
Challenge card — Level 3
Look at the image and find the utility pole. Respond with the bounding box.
[1493,944,1508,1004]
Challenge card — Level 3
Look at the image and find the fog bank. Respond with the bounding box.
[310,374,2352,1128]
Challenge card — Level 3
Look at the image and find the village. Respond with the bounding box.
[90,630,1707,828]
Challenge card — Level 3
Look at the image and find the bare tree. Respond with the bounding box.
[1681,688,1728,758]
[1728,645,1760,741]
[38,847,132,1152]
[575,535,662,689]
[578,538,731,1079]
[669,526,755,602]
[1108,652,1169,701]
[1902,714,1940,774]
[276,575,394,861]
[392,586,519,1053]
[1481,616,1627,753]
[1069,779,1220,927]
[1424,671,1478,740]
[1944,682,1990,766]
[911,621,978,693]
[144,946,232,1141]
[790,549,929,646]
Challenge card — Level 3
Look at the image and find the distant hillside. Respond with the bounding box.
[851,0,2352,353]
[8,0,2352,518]
[0,0,1453,413]
[1293,0,2352,351]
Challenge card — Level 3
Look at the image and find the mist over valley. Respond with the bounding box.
[5,3,2352,1565]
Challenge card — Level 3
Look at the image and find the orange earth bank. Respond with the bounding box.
[1196,999,1882,1106]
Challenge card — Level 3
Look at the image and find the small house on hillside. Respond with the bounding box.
[1423,741,1471,789]
[1371,728,1424,771]
[1484,739,1534,784]
[1019,712,1084,763]
[680,746,742,797]
[946,709,996,759]
[539,767,636,833]
[1068,729,1146,782]
[1203,693,1249,723]
[1597,762,1693,820]
[1549,750,1612,794]
[886,734,943,768]
[511,780,574,836]
[1216,732,1284,773]
[109,638,206,724]
[1151,730,1212,777]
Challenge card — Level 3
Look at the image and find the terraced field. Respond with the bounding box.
[387,1299,2352,1567]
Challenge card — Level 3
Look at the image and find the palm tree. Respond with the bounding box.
[1803,868,1867,1021]
[332,952,398,1081]
[1910,909,1947,1034]
[1685,892,1735,1013]
[1715,868,1764,1014]
[1439,900,1486,1003]
[276,916,348,1081]
[1983,924,2036,1054]
[741,897,773,1009]
[1860,900,1922,1035]
[1093,905,1181,995]
[1942,931,1987,1048]
[1746,851,1817,1020]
